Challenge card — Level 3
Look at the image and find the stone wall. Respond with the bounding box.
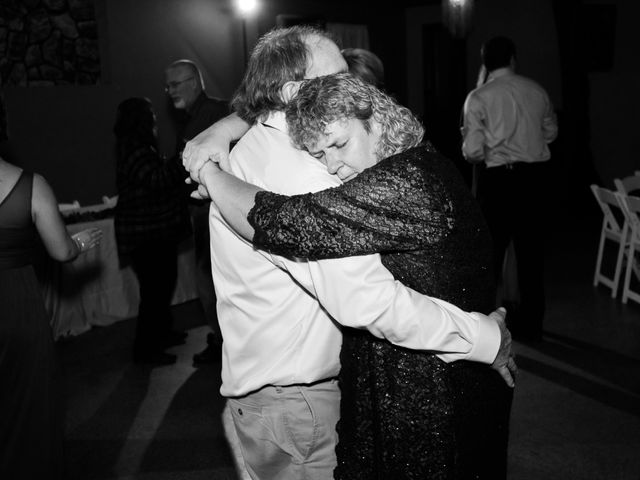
[0,0,100,86]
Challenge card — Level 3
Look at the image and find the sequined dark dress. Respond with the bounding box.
[248,145,513,479]
[0,171,65,479]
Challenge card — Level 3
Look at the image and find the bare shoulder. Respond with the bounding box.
[32,172,52,196]
[31,172,58,211]
[0,160,21,185]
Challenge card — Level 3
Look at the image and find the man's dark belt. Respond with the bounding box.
[489,162,538,170]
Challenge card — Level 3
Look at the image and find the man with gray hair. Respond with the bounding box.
[165,59,228,363]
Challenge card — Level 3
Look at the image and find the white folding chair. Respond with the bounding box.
[590,185,629,297]
[102,195,118,207]
[614,174,640,196]
[616,192,640,305]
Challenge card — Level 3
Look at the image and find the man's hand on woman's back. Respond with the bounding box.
[489,307,517,388]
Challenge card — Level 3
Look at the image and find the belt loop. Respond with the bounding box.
[505,163,514,170]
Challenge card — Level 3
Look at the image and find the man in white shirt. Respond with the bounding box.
[184,26,515,480]
[461,36,558,343]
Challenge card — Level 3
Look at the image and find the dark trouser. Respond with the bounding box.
[476,162,548,338]
[130,241,178,354]
[190,203,222,340]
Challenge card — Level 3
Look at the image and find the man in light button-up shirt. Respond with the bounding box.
[184,26,514,480]
[462,36,558,343]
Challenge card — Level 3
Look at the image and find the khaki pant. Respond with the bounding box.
[228,379,340,480]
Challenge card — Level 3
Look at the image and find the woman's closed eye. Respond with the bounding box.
[309,150,325,160]
[310,139,347,158]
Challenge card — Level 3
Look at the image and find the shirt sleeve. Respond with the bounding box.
[253,158,499,364]
[249,156,452,259]
[461,92,487,162]
[267,249,499,364]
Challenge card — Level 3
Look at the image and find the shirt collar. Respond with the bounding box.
[262,110,288,133]
[487,67,514,83]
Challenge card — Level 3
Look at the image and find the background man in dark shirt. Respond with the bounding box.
[165,59,228,363]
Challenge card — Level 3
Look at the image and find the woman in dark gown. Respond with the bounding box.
[249,144,512,480]
[195,73,514,479]
[0,156,101,479]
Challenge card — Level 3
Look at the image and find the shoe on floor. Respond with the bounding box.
[193,333,222,365]
[133,351,177,365]
[162,330,187,348]
[173,330,188,340]
[512,330,543,344]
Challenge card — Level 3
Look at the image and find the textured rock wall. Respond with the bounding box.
[0,0,100,86]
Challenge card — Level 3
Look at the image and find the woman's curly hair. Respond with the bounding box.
[286,73,424,160]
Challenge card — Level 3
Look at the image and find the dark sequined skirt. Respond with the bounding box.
[334,328,513,480]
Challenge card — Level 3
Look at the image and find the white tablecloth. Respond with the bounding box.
[42,217,198,339]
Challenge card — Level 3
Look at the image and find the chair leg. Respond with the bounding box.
[612,239,627,298]
[622,242,636,304]
[593,228,606,287]
[632,255,640,280]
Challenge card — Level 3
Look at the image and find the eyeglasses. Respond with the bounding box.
[164,77,194,92]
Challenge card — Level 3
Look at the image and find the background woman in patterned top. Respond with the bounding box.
[113,97,191,365]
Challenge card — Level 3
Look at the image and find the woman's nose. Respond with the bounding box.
[325,156,341,175]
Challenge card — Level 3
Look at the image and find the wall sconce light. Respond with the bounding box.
[442,0,474,38]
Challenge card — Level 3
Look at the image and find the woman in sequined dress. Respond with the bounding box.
[194,73,514,479]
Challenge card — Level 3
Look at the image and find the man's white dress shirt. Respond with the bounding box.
[462,67,558,166]
[211,112,500,397]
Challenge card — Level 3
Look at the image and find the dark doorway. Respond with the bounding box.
[422,24,470,185]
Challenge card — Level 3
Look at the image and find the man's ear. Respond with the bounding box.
[281,81,301,103]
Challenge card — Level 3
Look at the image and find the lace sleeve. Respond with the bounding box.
[248,150,455,260]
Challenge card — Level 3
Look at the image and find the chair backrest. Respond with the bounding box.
[591,185,626,235]
[616,192,640,304]
[614,174,640,196]
[618,192,640,239]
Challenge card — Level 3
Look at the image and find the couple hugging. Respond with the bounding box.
[183,25,515,480]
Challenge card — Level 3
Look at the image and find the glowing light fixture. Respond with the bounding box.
[442,0,474,38]
[237,0,258,16]
[236,0,259,65]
